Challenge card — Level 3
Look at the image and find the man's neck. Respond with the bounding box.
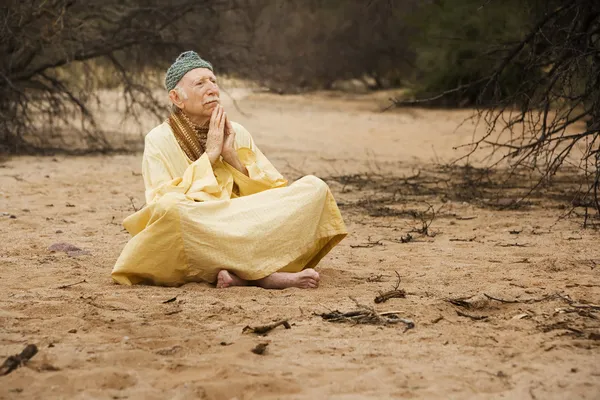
[182,110,209,128]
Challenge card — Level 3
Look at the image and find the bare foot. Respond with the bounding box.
[256,269,320,289]
[216,270,248,288]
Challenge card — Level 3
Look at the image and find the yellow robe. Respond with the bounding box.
[111,121,347,286]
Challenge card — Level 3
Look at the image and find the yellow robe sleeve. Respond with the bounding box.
[223,122,288,196]
[142,143,233,204]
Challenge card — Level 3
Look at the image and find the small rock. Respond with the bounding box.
[68,329,77,333]
[22,209,30,212]
[251,342,269,355]
[9,215,16,219]
[55,230,63,234]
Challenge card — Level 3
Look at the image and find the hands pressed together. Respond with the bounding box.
[205,104,248,175]
[205,104,236,164]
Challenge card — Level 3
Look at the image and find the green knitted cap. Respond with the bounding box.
[165,51,213,92]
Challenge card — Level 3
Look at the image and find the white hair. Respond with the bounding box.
[174,85,188,100]
[170,85,188,112]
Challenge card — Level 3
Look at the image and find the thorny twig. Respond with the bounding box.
[350,236,384,249]
[374,271,406,303]
[319,297,415,331]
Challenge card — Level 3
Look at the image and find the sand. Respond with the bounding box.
[1,89,599,399]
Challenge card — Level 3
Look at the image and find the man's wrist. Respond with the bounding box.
[221,149,236,163]
[206,151,220,164]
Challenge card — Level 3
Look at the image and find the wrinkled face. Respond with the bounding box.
[170,68,220,120]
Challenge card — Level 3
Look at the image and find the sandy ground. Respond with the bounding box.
[1,90,599,399]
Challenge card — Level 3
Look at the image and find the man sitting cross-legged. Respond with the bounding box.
[111,51,347,289]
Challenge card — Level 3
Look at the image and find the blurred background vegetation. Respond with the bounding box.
[1,0,595,146]
[0,0,598,214]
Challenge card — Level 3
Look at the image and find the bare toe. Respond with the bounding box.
[217,270,247,288]
[297,269,319,289]
[217,270,233,288]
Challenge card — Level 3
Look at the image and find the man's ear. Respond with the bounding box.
[169,89,184,110]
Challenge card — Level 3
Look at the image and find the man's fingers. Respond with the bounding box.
[219,110,227,132]
[225,115,234,135]
[210,105,218,127]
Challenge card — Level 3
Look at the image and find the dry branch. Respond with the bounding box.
[243,320,291,335]
[1,344,38,376]
[55,279,86,289]
[374,271,406,303]
[319,297,415,330]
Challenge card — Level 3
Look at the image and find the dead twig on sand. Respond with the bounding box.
[570,303,600,311]
[449,237,477,242]
[374,271,406,303]
[162,296,178,304]
[1,344,38,376]
[366,274,385,283]
[243,320,291,335]
[456,310,489,321]
[350,236,384,249]
[540,322,584,335]
[496,243,530,247]
[410,202,438,237]
[393,202,443,244]
[446,297,475,309]
[485,292,582,306]
[449,292,576,310]
[400,233,413,243]
[483,293,520,304]
[319,297,414,331]
[127,196,139,212]
[56,279,86,289]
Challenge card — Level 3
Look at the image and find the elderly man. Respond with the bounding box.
[111,51,347,288]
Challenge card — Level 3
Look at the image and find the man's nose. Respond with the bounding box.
[206,84,218,96]
[206,83,219,96]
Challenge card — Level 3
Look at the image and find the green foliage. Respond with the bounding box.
[409,0,540,106]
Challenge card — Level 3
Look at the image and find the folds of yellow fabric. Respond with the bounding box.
[112,148,347,286]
